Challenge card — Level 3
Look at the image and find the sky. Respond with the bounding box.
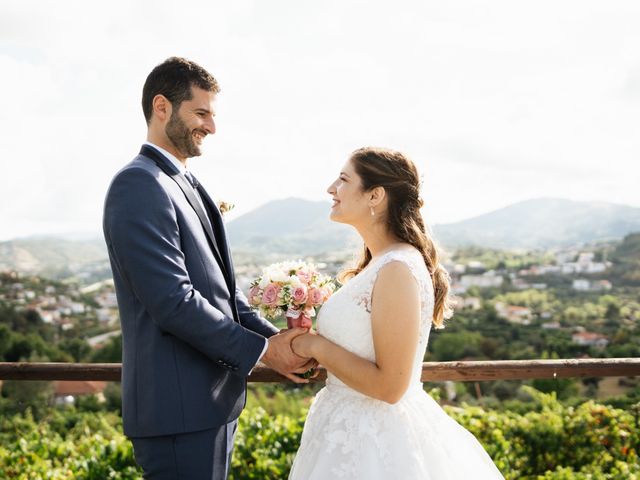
[1,0,639,240]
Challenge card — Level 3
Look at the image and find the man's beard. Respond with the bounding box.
[165,110,203,158]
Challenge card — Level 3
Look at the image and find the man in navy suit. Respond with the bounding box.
[103,57,313,479]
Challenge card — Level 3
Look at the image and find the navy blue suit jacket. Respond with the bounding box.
[103,146,278,438]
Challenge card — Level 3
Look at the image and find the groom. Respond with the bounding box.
[103,57,313,479]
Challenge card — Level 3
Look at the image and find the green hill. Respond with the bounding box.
[609,232,640,285]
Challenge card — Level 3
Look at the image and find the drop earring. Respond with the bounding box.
[370,207,375,217]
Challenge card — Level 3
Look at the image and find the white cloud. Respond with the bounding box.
[1,0,639,239]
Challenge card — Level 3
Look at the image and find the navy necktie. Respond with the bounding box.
[184,171,214,232]
[183,172,233,278]
[184,171,199,189]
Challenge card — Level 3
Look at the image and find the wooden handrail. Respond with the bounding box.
[0,358,638,382]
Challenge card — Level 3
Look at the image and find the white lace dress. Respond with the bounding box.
[289,249,504,479]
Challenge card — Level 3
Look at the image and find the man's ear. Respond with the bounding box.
[152,94,171,122]
[369,186,386,208]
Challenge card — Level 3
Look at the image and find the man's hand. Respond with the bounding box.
[261,328,315,384]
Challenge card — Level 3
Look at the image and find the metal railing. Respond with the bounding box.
[1,358,639,382]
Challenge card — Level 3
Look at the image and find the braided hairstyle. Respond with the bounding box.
[338,147,453,327]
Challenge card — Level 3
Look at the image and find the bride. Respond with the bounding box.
[288,147,504,479]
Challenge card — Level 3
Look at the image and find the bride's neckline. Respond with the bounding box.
[355,244,419,276]
[369,243,418,262]
[341,246,419,285]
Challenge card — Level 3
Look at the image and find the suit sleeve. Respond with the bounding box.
[104,167,265,378]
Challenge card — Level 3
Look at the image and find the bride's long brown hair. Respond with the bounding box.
[337,147,453,328]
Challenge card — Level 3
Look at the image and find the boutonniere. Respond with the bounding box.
[217,200,235,216]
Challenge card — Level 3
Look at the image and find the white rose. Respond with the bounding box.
[258,275,270,289]
[288,275,304,289]
[269,268,289,283]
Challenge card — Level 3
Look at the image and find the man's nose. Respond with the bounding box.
[204,117,216,134]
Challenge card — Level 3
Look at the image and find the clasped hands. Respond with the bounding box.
[261,327,320,384]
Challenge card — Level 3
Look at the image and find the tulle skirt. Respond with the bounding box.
[289,382,504,479]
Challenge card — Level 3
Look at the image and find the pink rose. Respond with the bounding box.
[308,288,323,307]
[261,283,281,307]
[291,285,308,305]
[296,269,312,284]
[248,285,261,306]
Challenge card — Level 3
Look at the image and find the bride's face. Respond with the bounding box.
[327,159,370,225]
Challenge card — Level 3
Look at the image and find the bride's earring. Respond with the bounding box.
[370,207,375,217]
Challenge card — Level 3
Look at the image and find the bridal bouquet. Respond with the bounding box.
[248,261,336,329]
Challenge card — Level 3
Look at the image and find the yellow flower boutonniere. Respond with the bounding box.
[217,201,235,216]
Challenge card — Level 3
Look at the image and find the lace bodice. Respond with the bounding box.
[318,248,434,391]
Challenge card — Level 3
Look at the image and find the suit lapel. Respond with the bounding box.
[197,185,236,293]
[192,175,241,324]
[139,145,230,284]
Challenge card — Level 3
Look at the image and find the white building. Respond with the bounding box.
[460,273,503,288]
[572,332,609,348]
[467,261,486,271]
[572,279,591,291]
[462,297,482,310]
[495,302,532,325]
[572,279,612,292]
[71,302,85,314]
[542,321,561,329]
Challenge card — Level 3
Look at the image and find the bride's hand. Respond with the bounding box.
[291,331,319,358]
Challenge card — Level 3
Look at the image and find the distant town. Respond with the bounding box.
[0,240,629,354]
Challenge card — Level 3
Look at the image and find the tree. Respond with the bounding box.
[431,331,483,361]
[90,335,122,363]
[1,379,53,416]
[604,303,621,322]
[59,338,91,362]
[479,337,500,359]
[0,324,11,359]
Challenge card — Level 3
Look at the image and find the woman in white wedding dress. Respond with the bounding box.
[288,147,504,479]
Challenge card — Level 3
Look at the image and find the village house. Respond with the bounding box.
[461,296,482,310]
[494,302,532,325]
[54,380,107,406]
[460,272,503,289]
[559,252,610,275]
[541,321,561,329]
[450,282,467,295]
[572,279,612,292]
[571,332,609,348]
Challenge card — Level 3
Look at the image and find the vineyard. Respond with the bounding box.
[1,387,638,479]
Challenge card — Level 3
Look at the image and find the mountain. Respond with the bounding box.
[0,236,109,280]
[227,197,640,252]
[432,198,640,249]
[226,198,359,255]
[2,198,639,279]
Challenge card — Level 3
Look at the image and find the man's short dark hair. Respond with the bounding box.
[142,57,220,124]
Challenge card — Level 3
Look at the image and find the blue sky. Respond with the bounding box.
[1,0,639,240]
